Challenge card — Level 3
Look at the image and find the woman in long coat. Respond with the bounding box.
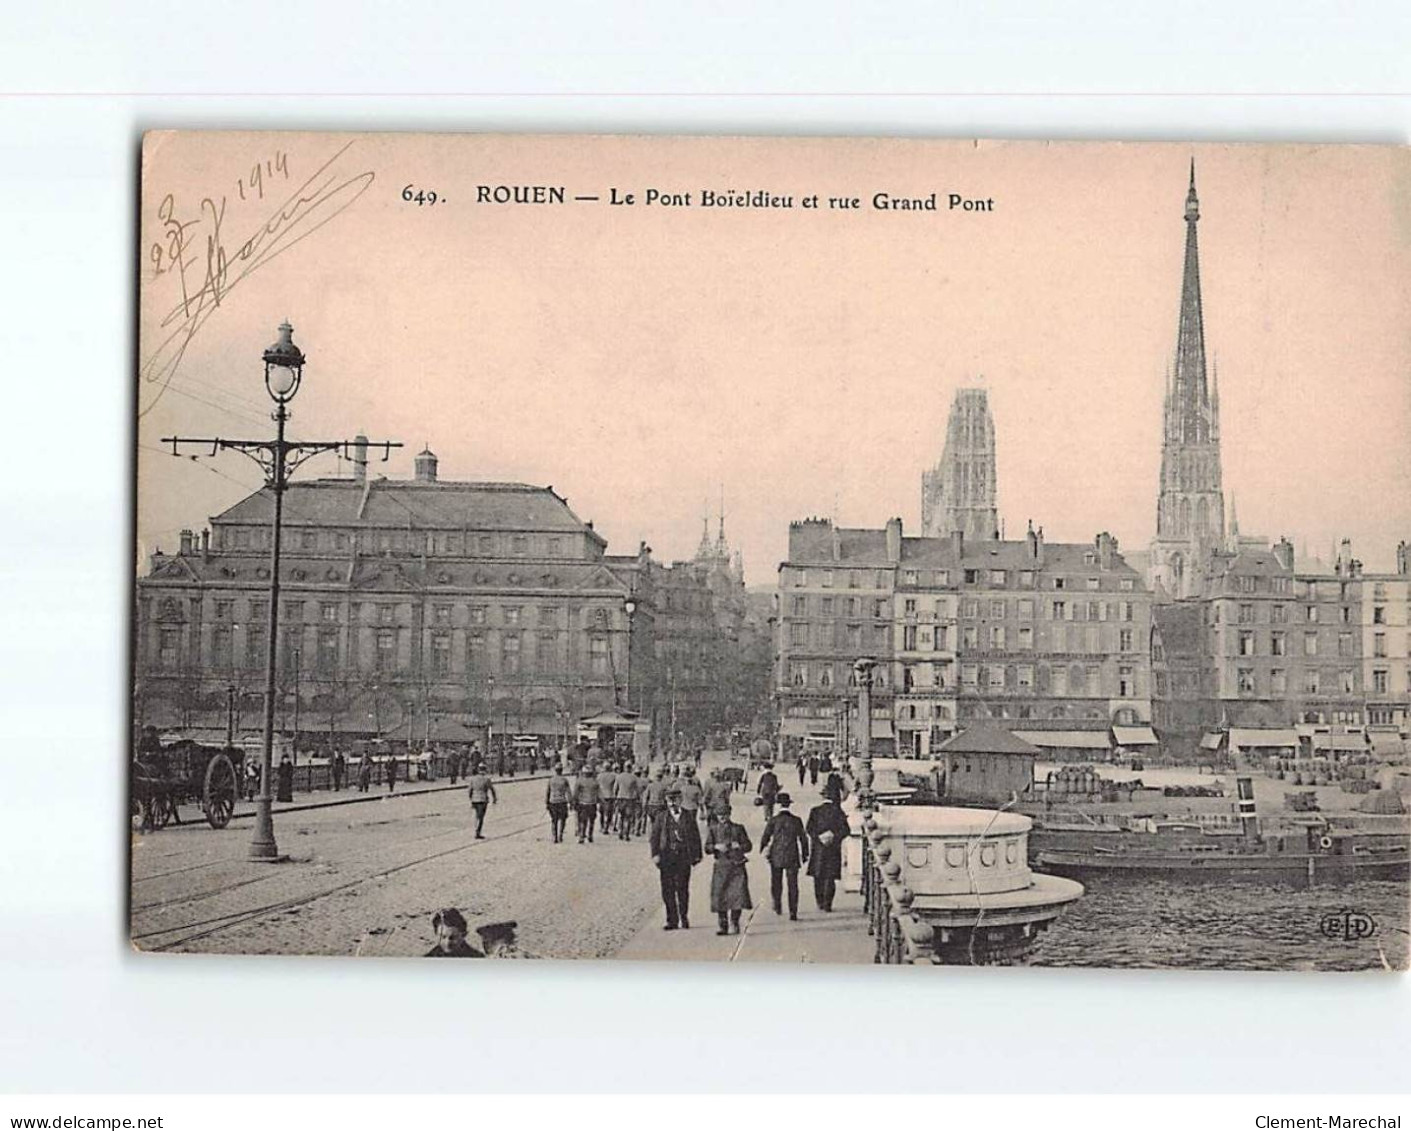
[275,755,295,803]
[705,799,753,935]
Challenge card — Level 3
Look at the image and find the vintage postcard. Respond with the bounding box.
[132,131,1410,969]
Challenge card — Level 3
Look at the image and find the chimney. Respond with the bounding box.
[1398,540,1409,576]
[1272,536,1294,572]
[884,517,902,563]
[353,433,369,483]
[1336,537,1352,575]
[1026,519,1037,560]
[414,446,438,483]
[1035,526,1045,567]
[178,529,194,556]
[1097,532,1114,571]
[200,528,211,559]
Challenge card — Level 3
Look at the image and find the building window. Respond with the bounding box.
[588,636,608,676]
[300,530,317,551]
[847,570,860,588]
[431,633,451,674]
[1019,571,1034,586]
[964,569,979,585]
[961,598,979,618]
[378,604,395,625]
[320,602,339,623]
[989,598,1006,618]
[1340,606,1353,624]
[245,626,265,669]
[874,600,888,618]
[790,623,807,646]
[1374,633,1387,658]
[1340,669,1355,694]
[961,664,978,688]
[1017,664,1033,689]
[504,606,521,625]
[962,625,978,649]
[903,625,918,651]
[789,662,808,687]
[1237,575,1256,593]
[846,624,862,648]
[1120,666,1136,697]
[1373,606,1387,625]
[1305,605,1318,623]
[316,629,338,674]
[1018,626,1033,650]
[434,605,452,626]
[1052,600,1067,621]
[991,570,1007,585]
[1051,667,1067,696]
[1238,603,1254,624]
[990,625,1006,649]
[1017,599,1034,619]
[1053,577,1066,590]
[546,537,562,558]
[1237,668,1255,695]
[467,632,486,668]
[792,596,807,617]
[469,605,486,625]
[1271,669,1287,695]
[1373,669,1389,694]
[820,570,834,589]
[1337,632,1353,657]
[1272,604,1287,624]
[376,630,396,670]
[1304,632,1318,657]
[214,599,233,620]
[904,570,918,586]
[283,600,304,620]
[904,598,917,617]
[212,625,232,668]
[987,665,1005,689]
[1304,669,1320,695]
[1239,631,1255,656]
[1271,632,1286,656]
[935,570,951,586]
[1119,628,1133,652]
[819,664,834,688]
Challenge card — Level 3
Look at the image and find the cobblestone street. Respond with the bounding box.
[130,754,866,962]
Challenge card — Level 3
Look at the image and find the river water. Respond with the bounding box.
[1031,875,1409,971]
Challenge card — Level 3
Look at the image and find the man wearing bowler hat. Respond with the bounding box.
[759,792,808,920]
[649,783,702,930]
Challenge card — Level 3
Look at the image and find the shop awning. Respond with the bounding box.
[1228,727,1298,749]
[1312,733,1368,753]
[1199,732,1225,750]
[872,718,895,739]
[1112,725,1159,747]
[1370,733,1407,757]
[1022,730,1111,750]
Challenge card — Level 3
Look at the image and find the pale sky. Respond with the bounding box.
[137,133,1411,581]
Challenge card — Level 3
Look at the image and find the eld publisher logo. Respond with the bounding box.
[1319,910,1377,942]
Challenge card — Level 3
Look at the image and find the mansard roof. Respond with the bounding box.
[213,477,596,536]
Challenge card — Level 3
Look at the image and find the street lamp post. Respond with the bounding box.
[622,592,638,711]
[160,322,401,862]
[291,648,301,765]
[486,675,496,763]
[853,658,878,818]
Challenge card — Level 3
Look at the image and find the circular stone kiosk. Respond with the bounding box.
[864,805,1083,965]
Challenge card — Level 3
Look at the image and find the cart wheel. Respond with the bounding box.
[203,753,238,829]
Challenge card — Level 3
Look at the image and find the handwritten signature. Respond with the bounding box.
[140,140,375,417]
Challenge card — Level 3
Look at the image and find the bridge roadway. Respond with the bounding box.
[129,752,870,963]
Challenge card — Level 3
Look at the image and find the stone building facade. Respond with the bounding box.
[135,450,656,748]
[775,517,1154,758]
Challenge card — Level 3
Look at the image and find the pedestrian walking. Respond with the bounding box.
[276,754,294,803]
[642,766,668,837]
[676,766,703,823]
[572,762,601,843]
[705,798,753,935]
[466,762,497,838]
[449,749,461,786]
[614,763,642,842]
[805,783,852,912]
[357,751,372,793]
[755,764,780,822]
[649,785,702,930]
[245,759,260,802]
[796,753,806,787]
[807,752,820,786]
[759,793,808,919]
[385,753,398,792]
[824,768,848,803]
[597,762,618,834]
[332,751,346,791]
[545,763,572,843]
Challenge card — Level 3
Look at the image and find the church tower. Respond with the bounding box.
[921,387,1000,540]
[1149,161,1226,600]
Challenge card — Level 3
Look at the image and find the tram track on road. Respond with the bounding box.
[133,810,550,951]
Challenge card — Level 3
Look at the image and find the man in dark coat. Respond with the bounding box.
[755,764,781,822]
[705,799,753,935]
[385,753,398,792]
[332,751,346,792]
[759,792,808,919]
[805,784,852,912]
[276,754,294,803]
[649,785,702,930]
[796,753,807,786]
[807,752,820,786]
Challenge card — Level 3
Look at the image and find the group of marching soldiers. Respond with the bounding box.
[541,758,739,846]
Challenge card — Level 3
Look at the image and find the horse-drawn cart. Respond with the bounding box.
[131,738,244,831]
